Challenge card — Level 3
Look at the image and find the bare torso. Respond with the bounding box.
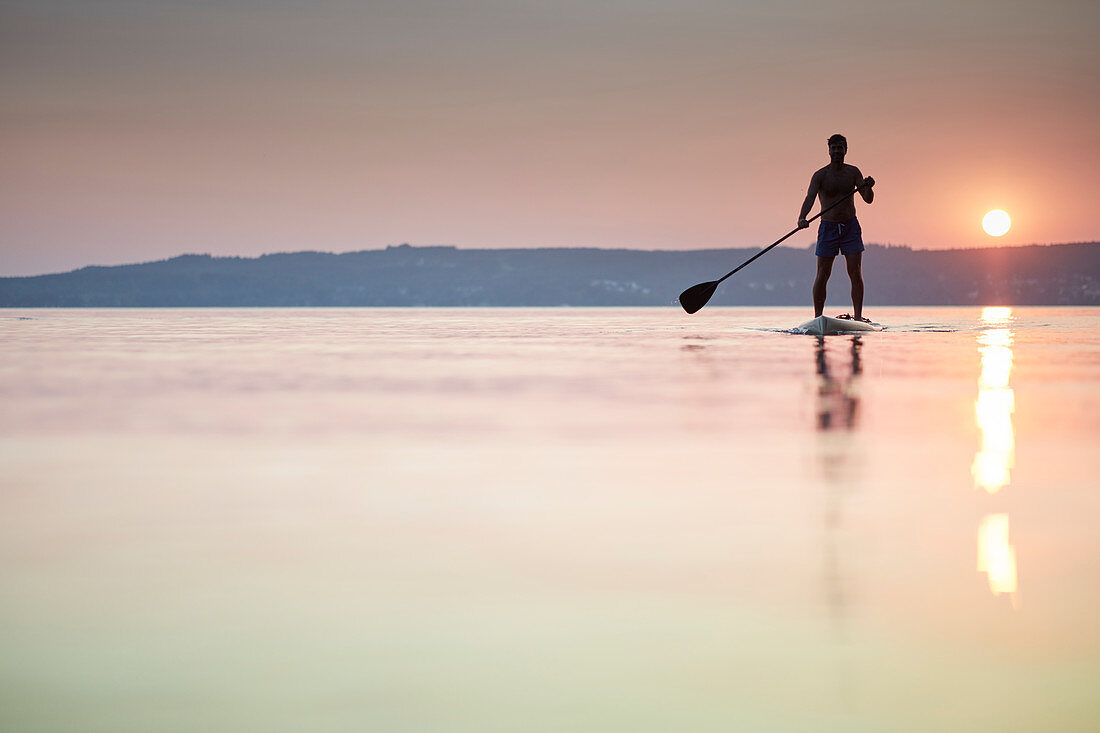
[814,163,862,222]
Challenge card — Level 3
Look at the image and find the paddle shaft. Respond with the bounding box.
[713,184,867,286]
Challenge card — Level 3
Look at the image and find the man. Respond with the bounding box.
[797,134,875,321]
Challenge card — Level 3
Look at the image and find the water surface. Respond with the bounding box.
[1,307,1098,731]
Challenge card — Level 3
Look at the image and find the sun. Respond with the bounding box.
[982,209,1011,237]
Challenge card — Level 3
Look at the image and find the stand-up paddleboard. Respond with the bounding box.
[797,315,883,335]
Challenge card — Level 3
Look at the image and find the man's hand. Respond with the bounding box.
[858,175,875,204]
[797,218,809,230]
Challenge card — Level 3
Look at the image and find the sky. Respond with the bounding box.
[1,0,1098,275]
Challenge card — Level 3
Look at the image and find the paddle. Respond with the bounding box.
[678,183,869,314]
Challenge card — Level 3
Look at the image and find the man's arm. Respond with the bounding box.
[798,171,821,229]
[854,167,875,203]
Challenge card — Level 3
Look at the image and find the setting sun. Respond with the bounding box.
[983,209,1012,237]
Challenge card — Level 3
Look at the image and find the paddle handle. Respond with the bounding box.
[715,183,868,285]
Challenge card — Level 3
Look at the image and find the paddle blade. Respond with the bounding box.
[678,280,719,314]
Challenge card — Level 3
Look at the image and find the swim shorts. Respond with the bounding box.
[815,217,864,257]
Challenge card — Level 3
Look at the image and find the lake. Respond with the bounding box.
[1,306,1098,731]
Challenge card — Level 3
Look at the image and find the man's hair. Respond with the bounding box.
[828,134,847,148]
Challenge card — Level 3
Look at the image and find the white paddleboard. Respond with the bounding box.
[797,315,883,335]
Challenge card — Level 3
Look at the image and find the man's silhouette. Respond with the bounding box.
[798,134,875,321]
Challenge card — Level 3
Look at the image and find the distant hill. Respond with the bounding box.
[2,243,1098,307]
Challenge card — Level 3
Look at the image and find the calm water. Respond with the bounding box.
[1,306,1099,732]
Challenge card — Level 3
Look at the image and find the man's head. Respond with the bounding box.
[827,134,847,162]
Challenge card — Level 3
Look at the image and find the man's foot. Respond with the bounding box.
[837,313,873,323]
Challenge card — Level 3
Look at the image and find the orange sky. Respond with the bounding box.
[1,0,1098,275]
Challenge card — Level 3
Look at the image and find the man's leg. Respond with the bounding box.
[813,256,834,317]
[844,252,864,320]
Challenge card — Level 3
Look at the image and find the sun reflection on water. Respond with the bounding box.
[972,320,1015,493]
[973,307,1018,602]
[980,306,1013,321]
[977,514,1018,601]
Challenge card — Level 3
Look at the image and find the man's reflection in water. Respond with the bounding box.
[815,336,863,709]
[816,336,862,628]
[816,335,862,432]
